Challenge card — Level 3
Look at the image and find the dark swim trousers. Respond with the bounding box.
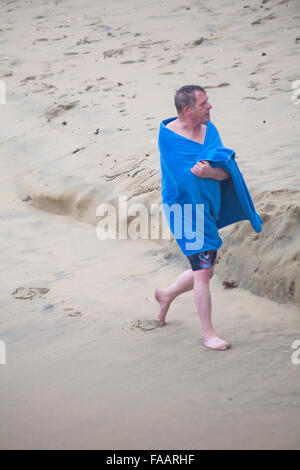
[187,249,218,271]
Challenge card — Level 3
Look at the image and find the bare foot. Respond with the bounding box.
[154,289,173,325]
[203,335,231,351]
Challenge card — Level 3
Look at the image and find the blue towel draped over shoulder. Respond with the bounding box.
[158,117,263,255]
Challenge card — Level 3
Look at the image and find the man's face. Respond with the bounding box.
[188,91,212,123]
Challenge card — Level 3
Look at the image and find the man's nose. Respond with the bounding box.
[207,102,212,109]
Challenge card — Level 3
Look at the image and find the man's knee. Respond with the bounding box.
[194,267,212,283]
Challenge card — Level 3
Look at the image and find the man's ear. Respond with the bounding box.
[183,105,192,115]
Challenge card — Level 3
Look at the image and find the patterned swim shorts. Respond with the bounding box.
[187,249,218,271]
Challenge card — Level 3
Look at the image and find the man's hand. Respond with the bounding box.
[190,160,214,178]
[191,160,230,181]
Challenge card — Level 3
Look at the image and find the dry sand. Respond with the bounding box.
[0,0,300,450]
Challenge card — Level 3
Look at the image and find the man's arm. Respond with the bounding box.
[191,161,230,181]
[209,167,231,181]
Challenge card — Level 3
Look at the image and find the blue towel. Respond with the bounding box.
[158,117,263,255]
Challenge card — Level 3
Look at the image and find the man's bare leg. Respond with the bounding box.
[155,266,231,350]
[194,268,231,351]
[155,269,194,324]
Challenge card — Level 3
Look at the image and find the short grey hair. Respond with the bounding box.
[174,85,206,115]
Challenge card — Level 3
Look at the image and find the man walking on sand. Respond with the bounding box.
[156,85,232,351]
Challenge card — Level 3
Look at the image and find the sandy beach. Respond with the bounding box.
[0,0,300,449]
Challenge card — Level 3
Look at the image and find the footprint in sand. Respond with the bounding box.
[43,101,79,122]
[242,96,267,100]
[63,307,83,317]
[20,76,37,83]
[251,14,276,26]
[11,287,49,300]
[130,319,165,331]
[205,82,230,89]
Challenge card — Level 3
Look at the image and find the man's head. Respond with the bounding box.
[174,85,212,124]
